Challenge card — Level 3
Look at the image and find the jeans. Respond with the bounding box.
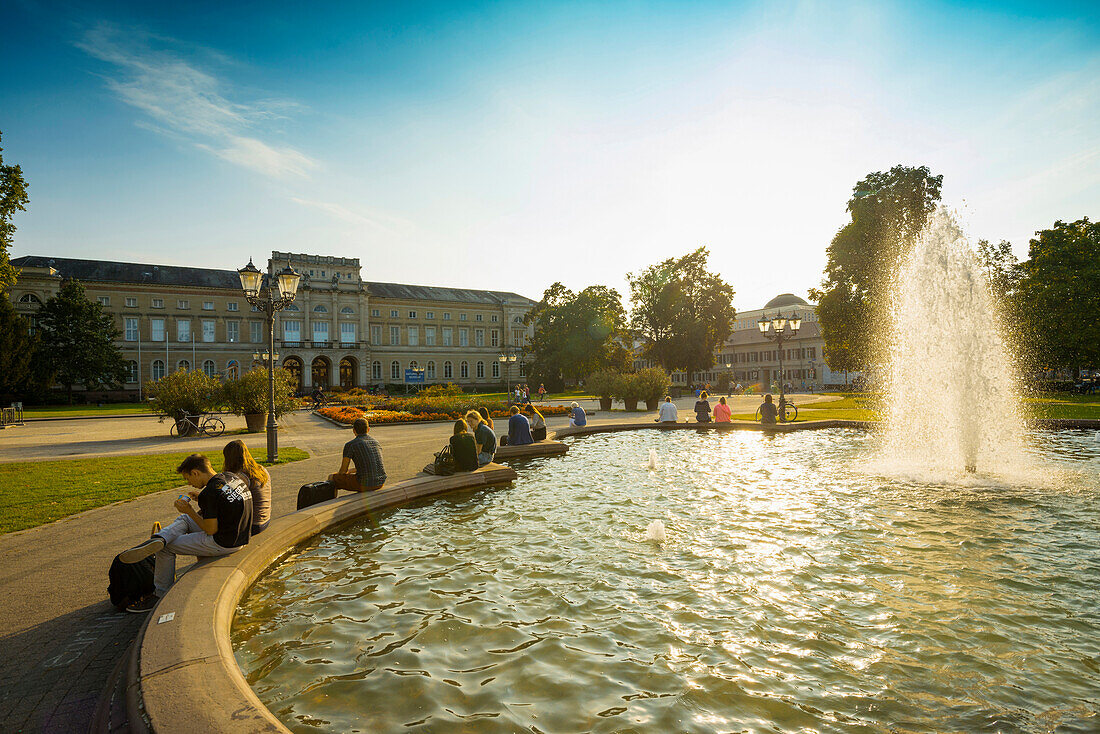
[477,452,493,467]
[153,514,240,596]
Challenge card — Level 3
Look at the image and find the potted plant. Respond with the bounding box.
[634,367,671,411]
[223,367,298,432]
[146,369,224,436]
[615,372,646,412]
[587,370,619,412]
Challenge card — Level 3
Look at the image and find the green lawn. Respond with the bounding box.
[22,403,155,418]
[0,447,310,534]
[730,394,1100,422]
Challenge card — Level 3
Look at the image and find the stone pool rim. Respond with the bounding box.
[128,417,1097,734]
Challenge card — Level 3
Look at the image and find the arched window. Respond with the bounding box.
[313,304,328,313]
[18,293,41,304]
[126,360,138,383]
[444,361,453,379]
[476,361,484,378]
[372,361,382,380]
[285,303,300,311]
[152,360,165,381]
[409,360,418,370]
[177,359,190,372]
[460,361,469,378]
[426,361,436,379]
[225,360,240,380]
[391,360,400,380]
[340,307,355,314]
[492,361,500,378]
[513,316,523,323]
[202,359,216,377]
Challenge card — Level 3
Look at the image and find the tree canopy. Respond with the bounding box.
[524,282,631,389]
[0,131,29,294]
[35,279,129,401]
[0,298,44,399]
[810,165,943,372]
[627,247,736,378]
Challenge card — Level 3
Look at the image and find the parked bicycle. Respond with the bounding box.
[170,412,226,438]
[755,397,798,423]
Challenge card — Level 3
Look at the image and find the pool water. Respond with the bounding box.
[233,429,1100,733]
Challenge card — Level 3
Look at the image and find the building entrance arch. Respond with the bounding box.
[283,356,304,393]
[339,357,357,389]
[312,356,332,389]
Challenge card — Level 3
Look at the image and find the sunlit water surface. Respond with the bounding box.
[234,429,1100,733]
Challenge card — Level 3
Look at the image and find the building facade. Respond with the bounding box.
[10,254,536,395]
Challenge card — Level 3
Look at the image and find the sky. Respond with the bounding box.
[2,0,1098,311]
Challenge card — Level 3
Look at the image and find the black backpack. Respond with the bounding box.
[108,554,155,610]
[432,445,455,476]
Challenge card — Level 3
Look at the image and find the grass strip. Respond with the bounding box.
[0,447,309,534]
[22,403,155,418]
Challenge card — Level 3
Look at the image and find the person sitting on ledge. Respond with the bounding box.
[657,396,678,423]
[523,404,547,441]
[500,404,533,446]
[119,453,252,613]
[329,417,387,492]
[759,393,778,425]
[223,439,271,536]
[694,391,712,423]
[569,401,587,427]
[713,396,732,423]
[450,419,479,472]
[465,409,497,466]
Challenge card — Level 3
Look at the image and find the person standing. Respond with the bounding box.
[538,383,547,402]
[657,396,678,423]
[329,418,387,491]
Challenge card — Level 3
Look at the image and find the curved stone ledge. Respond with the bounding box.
[131,464,517,734]
[552,418,877,440]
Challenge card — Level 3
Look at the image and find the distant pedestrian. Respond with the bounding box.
[538,383,547,401]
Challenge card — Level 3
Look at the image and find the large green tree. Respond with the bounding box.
[35,279,129,402]
[524,283,631,389]
[0,131,29,294]
[1016,218,1100,376]
[627,247,736,378]
[810,165,943,372]
[0,298,45,399]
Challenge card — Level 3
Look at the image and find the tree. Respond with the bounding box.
[0,131,29,294]
[0,298,45,399]
[35,279,128,402]
[524,283,631,389]
[1016,218,1100,376]
[627,247,736,378]
[810,165,943,372]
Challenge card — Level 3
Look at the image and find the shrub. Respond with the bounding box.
[222,367,299,418]
[147,369,224,419]
[612,372,646,402]
[633,367,671,403]
[587,370,621,399]
[420,383,464,397]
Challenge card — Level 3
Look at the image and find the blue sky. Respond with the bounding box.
[3,0,1098,309]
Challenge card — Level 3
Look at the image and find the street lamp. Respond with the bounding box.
[498,349,519,402]
[238,257,300,462]
[757,310,802,421]
[725,362,732,395]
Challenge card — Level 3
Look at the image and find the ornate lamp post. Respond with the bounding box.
[758,310,802,421]
[498,349,519,402]
[238,258,301,462]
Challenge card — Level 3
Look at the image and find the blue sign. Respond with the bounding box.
[404,369,425,384]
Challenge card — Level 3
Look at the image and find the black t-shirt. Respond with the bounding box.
[759,402,778,424]
[197,471,253,548]
[450,433,479,472]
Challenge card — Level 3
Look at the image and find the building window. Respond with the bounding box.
[443,313,451,321]
[389,326,400,345]
[340,307,354,314]
[202,359,216,377]
[475,329,484,347]
[313,304,328,313]
[226,360,240,380]
[460,361,469,378]
[371,309,380,318]
[391,361,400,380]
[426,361,436,379]
[443,361,453,379]
[313,321,329,343]
[96,296,110,306]
[124,317,138,342]
[283,320,301,343]
[227,321,240,343]
[177,299,189,309]
[126,360,138,382]
[491,314,499,322]
[125,297,137,308]
[459,328,469,347]
[372,361,382,380]
[492,361,500,378]
[177,320,191,342]
[152,298,164,309]
[285,303,300,311]
[177,359,190,372]
[512,329,523,346]
[202,301,214,311]
[476,314,483,322]
[227,302,239,312]
[519,361,526,377]
[370,325,382,345]
[18,293,41,305]
[476,361,484,378]
[426,311,434,319]
[408,326,418,346]
[491,329,499,347]
[425,327,436,346]
[390,310,398,318]
[459,313,467,321]
[202,319,216,342]
[442,327,453,346]
[340,322,356,344]
[250,321,263,343]
[151,318,165,342]
[408,310,416,318]
[152,359,165,381]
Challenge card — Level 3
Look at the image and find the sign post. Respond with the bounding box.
[404,368,425,394]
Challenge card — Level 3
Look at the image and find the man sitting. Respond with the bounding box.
[656,396,678,423]
[329,417,387,491]
[500,405,533,446]
[119,454,253,612]
[759,394,778,425]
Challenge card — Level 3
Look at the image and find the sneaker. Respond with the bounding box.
[126,594,160,613]
[119,536,165,563]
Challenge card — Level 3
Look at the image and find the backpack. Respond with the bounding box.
[108,554,155,610]
[297,480,338,510]
[432,445,455,476]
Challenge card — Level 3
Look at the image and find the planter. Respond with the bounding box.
[244,413,266,432]
[623,399,639,411]
[599,397,613,411]
[645,398,659,411]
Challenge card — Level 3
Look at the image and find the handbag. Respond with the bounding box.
[432,445,456,476]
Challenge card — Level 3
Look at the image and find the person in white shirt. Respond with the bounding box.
[656,396,678,423]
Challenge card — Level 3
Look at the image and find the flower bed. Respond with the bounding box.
[319,403,571,426]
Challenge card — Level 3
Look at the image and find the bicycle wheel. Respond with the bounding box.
[170,420,180,437]
[783,403,798,422]
[203,417,225,437]
[754,406,762,422]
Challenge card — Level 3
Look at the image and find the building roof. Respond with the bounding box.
[11,255,536,306]
[763,293,809,309]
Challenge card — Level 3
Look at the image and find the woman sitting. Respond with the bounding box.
[569,401,587,427]
[223,439,271,536]
[523,404,547,441]
[713,396,732,423]
[694,391,713,423]
[449,419,479,472]
[465,409,497,466]
[500,405,533,446]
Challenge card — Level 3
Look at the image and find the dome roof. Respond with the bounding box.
[764,293,809,309]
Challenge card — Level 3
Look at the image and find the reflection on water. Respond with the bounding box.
[233,429,1100,733]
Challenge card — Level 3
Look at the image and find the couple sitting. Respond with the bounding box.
[499,404,547,446]
[449,409,495,470]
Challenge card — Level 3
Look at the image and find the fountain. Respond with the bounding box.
[880,208,1031,478]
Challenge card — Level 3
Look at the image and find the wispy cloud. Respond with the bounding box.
[289,197,413,235]
[77,23,317,179]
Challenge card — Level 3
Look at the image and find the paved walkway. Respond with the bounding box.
[0,393,837,732]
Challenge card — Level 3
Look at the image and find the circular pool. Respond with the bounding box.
[233,429,1100,732]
